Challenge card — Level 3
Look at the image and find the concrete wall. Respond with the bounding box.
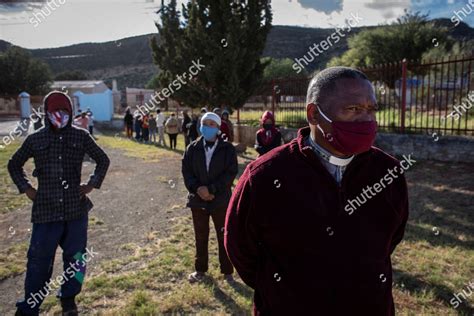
[233,124,474,163]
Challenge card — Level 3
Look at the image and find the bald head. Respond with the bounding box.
[306,67,369,112]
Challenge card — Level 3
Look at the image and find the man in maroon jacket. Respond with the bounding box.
[225,67,409,316]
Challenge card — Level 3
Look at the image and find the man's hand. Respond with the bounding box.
[197,186,214,201]
[25,187,37,201]
[80,184,94,198]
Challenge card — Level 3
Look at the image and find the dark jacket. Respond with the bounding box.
[182,114,191,133]
[124,112,133,127]
[255,129,282,156]
[225,126,409,316]
[8,101,110,223]
[255,111,282,156]
[188,119,199,140]
[182,136,238,211]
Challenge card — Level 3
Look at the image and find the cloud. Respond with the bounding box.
[364,0,410,10]
[295,0,344,14]
[0,1,45,13]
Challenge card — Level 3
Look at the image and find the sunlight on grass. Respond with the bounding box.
[232,107,474,134]
[0,242,28,280]
[0,141,32,214]
[40,216,253,315]
[96,134,185,162]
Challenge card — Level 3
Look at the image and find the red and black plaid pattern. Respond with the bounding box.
[8,125,110,223]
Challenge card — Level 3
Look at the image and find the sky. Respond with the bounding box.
[0,0,473,49]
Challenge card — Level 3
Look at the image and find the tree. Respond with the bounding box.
[327,11,451,69]
[150,0,272,110]
[0,46,52,95]
[25,60,53,95]
[262,57,308,81]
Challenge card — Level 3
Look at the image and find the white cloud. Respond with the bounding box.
[0,0,469,49]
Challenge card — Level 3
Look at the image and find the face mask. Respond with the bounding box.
[263,123,273,130]
[47,110,69,129]
[200,125,219,141]
[316,106,377,155]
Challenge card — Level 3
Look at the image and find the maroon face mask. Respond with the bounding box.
[316,106,377,156]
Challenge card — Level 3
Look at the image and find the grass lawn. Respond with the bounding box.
[1,134,472,315]
[232,107,474,135]
[0,142,32,214]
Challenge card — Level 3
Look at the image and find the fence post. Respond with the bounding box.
[237,108,240,124]
[400,59,407,133]
[271,79,276,120]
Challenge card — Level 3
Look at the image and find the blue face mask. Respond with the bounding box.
[200,125,219,141]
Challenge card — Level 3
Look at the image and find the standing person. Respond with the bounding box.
[182,112,238,283]
[165,113,179,150]
[134,114,142,141]
[123,107,134,138]
[86,108,94,136]
[254,111,282,157]
[142,114,150,143]
[148,113,157,144]
[8,91,110,316]
[196,107,207,136]
[182,109,192,147]
[188,114,199,143]
[156,109,166,147]
[73,111,89,131]
[225,67,409,316]
[221,110,234,142]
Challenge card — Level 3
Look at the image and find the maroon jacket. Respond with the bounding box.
[225,126,409,316]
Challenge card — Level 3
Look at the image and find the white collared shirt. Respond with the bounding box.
[203,138,218,172]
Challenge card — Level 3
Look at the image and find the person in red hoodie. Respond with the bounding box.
[9,91,110,316]
[254,111,282,157]
[225,67,409,316]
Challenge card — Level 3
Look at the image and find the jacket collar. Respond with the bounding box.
[292,126,373,187]
[195,135,224,150]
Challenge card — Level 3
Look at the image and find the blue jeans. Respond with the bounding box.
[16,215,88,315]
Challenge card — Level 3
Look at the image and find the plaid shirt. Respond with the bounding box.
[8,125,110,223]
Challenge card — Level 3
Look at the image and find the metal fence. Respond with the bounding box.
[234,56,474,136]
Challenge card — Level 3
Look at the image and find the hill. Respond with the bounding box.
[1,19,473,90]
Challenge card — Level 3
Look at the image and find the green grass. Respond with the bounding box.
[232,106,474,134]
[96,132,186,162]
[0,242,28,280]
[37,159,473,315]
[0,141,32,214]
[40,216,253,315]
[2,131,471,315]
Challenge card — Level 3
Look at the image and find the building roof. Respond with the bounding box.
[126,87,155,93]
[52,81,106,89]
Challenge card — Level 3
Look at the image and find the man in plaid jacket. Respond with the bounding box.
[8,91,110,316]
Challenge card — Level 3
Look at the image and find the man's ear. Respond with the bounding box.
[306,103,319,125]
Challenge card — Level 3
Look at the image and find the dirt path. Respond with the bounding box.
[0,139,252,315]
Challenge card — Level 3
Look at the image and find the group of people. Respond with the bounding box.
[122,106,236,150]
[72,108,94,136]
[9,66,408,316]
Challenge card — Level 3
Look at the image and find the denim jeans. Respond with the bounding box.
[16,214,88,315]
